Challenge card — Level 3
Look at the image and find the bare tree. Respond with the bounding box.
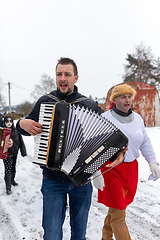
[31,74,56,101]
[0,78,6,107]
[123,43,160,90]
[16,101,34,117]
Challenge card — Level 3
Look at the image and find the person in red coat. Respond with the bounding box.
[98,84,160,240]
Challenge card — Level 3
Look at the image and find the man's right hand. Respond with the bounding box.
[19,119,42,136]
[105,147,128,168]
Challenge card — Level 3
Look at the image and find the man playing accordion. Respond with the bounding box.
[16,57,125,240]
[16,57,102,240]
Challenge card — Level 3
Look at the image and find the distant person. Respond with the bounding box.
[3,115,27,194]
[98,84,160,240]
[0,113,4,127]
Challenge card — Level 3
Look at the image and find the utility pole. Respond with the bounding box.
[8,82,11,113]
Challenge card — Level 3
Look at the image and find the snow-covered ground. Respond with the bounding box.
[0,127,160,240]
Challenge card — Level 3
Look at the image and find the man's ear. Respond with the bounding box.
[74,75,79,83]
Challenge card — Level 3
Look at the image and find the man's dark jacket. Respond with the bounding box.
[16,86,101,182]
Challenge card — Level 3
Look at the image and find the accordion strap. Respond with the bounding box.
[85,158,124,185]
[70,97,87,104]
[47,94,87,105]
[46,94,61,102]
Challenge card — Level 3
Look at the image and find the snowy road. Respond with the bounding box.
[0,128,160,239]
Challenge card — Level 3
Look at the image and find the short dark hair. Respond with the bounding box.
[55,57,78,76]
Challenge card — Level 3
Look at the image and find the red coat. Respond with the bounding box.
[98,159,138,210]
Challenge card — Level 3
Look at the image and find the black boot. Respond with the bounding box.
[11,172,18,186]
[4,175,12,195]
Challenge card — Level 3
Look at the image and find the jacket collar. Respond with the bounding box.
[112,105,132,117]
[55,85,79,102]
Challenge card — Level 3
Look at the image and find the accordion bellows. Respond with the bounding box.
[34,102,128,185]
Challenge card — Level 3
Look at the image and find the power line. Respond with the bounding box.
[2,82,33,112]
[1,82,32,92]
[10,83,32,92]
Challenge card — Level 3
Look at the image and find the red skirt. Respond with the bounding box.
[98,159,138,210]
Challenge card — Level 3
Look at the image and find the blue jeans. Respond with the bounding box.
[41,177,93,240]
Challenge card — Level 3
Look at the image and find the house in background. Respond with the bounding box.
[104,82,160,127]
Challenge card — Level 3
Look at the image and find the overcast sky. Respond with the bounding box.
[1,0,160,106]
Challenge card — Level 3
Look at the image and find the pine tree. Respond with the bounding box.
[123,43,160,90]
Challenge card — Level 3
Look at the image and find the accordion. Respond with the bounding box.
[34,102,128,186]
[0,127,11,159]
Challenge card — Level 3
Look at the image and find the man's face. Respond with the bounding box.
[113,94,133,113]
[56,64,78,96]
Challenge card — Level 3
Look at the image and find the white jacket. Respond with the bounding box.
[102,110,158,164]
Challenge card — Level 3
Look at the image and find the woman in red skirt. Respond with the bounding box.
[98,84,160,240]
